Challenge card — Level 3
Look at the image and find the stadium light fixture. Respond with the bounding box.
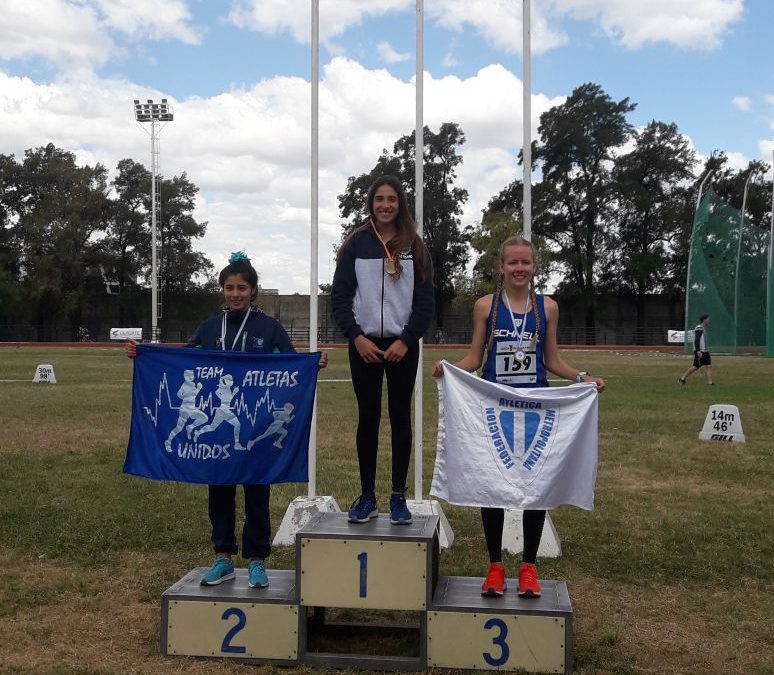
[134,98,174,343]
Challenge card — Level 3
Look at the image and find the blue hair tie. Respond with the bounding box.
[229,251,250,264]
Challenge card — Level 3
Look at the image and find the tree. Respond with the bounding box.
[99,158,151,325]
[338,123,470,326]
[156,173,212,290]
[470,201,555,294]
[609,120,696,333]
[12,144,110,338]
[532,83,636,339]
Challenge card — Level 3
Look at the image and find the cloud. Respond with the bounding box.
[442,53,459,68]
[425,0,566,55]
[732,96,751,112]
[226,0,743,55]
[0,0,115,66]
[546,0,744,51]
[377,42,411,64]
[92,0,201,44]
[0,0,201,69]
[765,94,774,106]
[227,0,411,44]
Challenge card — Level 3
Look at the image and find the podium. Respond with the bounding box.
[160,567,298,664]
[160,512,572,672]
[428,576,571,672]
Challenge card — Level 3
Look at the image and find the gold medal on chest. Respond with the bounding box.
[385,259,398,276]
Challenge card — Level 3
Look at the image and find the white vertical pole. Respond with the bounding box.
[683,169,714,341]
[413,0,424,501]
[150,118,159,343]
[308,0,319,496]
[695,170,714,212]
[734,170,755,353]
[522,0,532,241]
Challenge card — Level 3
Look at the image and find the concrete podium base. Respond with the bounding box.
[272,495,341,546]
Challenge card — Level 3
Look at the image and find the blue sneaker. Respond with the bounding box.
[200,557,235,585]
[348,493,378,523]
[389,493,412,525]
[248,559,269,588]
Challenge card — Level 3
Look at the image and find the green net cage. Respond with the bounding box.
[685,190,769,353]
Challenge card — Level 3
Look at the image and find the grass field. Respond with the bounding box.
[0,346,772,675]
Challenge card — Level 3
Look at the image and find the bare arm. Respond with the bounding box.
[432,295,492,376]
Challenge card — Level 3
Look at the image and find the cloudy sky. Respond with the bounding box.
[1,0,772,292]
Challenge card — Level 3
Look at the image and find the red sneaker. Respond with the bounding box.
[481,563,507,597]
[517,563,541,598]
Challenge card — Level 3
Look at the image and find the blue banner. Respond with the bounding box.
[124,344,319,485]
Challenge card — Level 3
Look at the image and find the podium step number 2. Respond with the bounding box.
[161,568,299,665]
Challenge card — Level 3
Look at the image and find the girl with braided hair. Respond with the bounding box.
[432,234,604,598]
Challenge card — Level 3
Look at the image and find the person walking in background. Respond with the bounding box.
[679,314,714,385]
[432,234,605,599]
[331,175,434,526]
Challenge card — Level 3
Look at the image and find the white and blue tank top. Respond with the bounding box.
[481,293,548,388]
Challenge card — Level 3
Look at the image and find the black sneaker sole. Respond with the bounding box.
[482,587,506,597]
[518,590,541,598]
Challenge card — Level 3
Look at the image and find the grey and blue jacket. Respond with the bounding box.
[331,227,434,347]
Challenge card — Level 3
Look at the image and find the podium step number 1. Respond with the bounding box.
[699,404,745,443]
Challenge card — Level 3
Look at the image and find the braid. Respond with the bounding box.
[486,274,503,353]
[530,280,539,351]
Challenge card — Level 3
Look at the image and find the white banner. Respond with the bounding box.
[667,330,685,343]
[430,362,599,511]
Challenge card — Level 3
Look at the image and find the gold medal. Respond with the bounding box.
[371,219,400,280]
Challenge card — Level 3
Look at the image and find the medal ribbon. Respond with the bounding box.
[502,291,532,354]
[221,307,252,351]
[370,219,399,277]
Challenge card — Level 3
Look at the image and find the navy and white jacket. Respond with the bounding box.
[187,309,295,353]
[331,227,434,347]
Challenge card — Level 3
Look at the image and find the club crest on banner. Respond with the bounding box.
[480,397,559,485]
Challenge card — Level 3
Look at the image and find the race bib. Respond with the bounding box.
[494,341,537,384]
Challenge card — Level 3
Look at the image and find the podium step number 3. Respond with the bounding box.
[699,404,745,443]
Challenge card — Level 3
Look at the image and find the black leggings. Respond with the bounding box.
[348,337,419,495]
[481,507,546,564]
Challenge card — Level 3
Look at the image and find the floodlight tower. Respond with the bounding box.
[134,98,174,343]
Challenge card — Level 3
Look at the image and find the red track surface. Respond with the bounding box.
[1,341,683,352]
